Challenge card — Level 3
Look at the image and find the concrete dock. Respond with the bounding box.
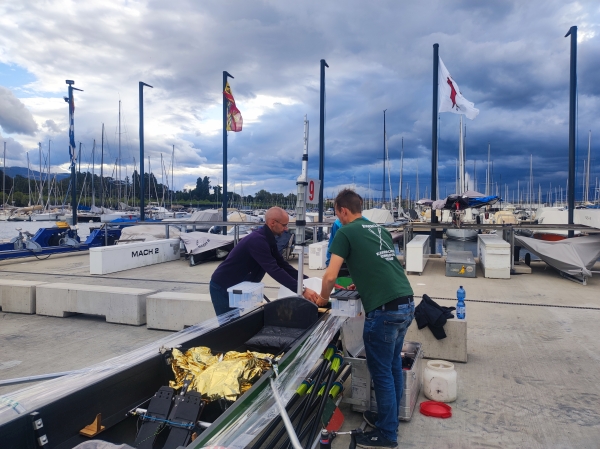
[1,250,599,448]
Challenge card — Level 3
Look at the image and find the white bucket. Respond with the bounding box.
[423,360,457,403]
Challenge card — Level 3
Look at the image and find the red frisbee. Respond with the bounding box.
[419,401,452,418]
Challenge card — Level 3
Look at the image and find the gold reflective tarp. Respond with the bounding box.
[169,347,273,402]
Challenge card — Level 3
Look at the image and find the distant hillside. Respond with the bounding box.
[1,166,71,181]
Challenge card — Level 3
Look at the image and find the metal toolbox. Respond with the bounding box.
[343,341,423,421]
[445,250,476,278]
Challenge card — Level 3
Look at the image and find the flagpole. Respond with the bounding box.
[318,59,328,241]
[430,43,439,254]
[223,71,234,234]
[565,26,577,238]
[139,81,153,222]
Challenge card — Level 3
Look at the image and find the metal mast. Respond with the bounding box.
[565,26,577,238]
[383,109,387,207]
[296,116,309,295]
[139,81,153,221]
[318,59,328,239]
[65,79,82,225]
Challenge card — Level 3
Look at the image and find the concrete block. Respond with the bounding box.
[0,280,47,314]
[405,318,467,363]
[36,283,156,325]
[89,239,181,275]
[146,292,216,331]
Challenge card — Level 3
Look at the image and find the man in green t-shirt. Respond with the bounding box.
[318,189,414,448]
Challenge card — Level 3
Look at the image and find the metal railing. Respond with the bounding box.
[97,220,334,247]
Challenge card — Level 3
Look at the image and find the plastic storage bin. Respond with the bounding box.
[330,290,363,317]
[309,241,328,269]
[227,282,264,309]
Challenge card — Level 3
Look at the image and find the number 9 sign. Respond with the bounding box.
[306,178,321,205]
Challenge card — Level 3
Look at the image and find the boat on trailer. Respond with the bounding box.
[0,297,345,449]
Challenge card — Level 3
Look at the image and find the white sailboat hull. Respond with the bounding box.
[446,228,478,241]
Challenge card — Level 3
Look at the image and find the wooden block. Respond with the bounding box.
[79,413,105,437]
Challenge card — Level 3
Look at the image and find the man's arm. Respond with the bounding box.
[318,254,344,307]
[248,237,299,291]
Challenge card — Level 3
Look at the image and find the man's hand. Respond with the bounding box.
[302,287,320,304]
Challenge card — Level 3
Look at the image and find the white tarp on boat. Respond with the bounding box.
[119,225,182,242]
[180,231,234,255]
[362,208,394,224]
[188,209,221,222]
[515,235,600,281]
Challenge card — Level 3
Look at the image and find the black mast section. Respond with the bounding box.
[431,43,440,253]
[565,27,577,238]
[318,59,328,240]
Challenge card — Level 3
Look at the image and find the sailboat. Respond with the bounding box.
[446,116,479,241]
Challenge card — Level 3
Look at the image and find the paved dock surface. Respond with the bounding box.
[1,251,599,448]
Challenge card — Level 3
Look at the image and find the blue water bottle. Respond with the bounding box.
[456,286,466,319]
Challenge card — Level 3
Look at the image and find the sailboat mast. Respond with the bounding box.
[416,159,419,201]
[486,143,490,196]
[385,125,393,210]
[48,140,51,206]
[148,156,151,203]
[91,139,95,207]
[368,173,371,209]
[160,153,164,208]
[171,145,174,209]
[529,155,533,212]
[132,157,136,208]
[382,110,387,207]
[399,137,403,212]
[27,153,31,206]
[118,100,121,204]
[2,142,5,208]
[586,130,591,203]
[458,116,464,195]
[38,142,43,205]
[101,123,105,209]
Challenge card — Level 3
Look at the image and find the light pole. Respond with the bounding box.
[139,81,153,221]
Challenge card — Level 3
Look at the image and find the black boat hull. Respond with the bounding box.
[0,297,323,449]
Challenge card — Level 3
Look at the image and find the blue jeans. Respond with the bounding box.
[363,301,414,442]
[209,280,237,316]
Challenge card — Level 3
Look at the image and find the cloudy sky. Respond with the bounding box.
[0,0,599,203]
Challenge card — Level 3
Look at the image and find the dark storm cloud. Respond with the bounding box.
[0,0,598,200]
[0,87,38,135]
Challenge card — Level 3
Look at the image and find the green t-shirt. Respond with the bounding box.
[329,217,413,313]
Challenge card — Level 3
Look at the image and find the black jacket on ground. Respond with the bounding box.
[414,294,456,340]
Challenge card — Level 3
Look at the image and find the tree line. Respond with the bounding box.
[0,170,300,210]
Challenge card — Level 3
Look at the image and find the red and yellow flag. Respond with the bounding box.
[224,82,243,132]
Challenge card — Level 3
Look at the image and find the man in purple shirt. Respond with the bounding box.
[210,207,320,315]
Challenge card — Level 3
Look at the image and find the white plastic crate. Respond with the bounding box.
[309,241,329,269]
[227,282,264,309]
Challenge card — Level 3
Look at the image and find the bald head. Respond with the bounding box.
[265,207,289,236]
